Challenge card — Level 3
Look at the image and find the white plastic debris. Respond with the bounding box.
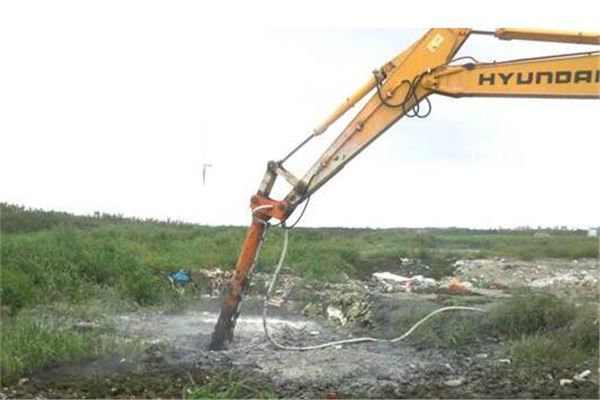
[372,272,413,284]
[372,272,438,293]
[444,377,465,387]
[559,378,573,386]
[326,306,347,326]
[574,370,591,382]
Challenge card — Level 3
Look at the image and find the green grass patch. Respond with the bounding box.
[488,291,577,336]
[0,304,140,384]
[508,334,593,367]
[386,301,487,350]
[488,291,599,368]
[184,371,276,399]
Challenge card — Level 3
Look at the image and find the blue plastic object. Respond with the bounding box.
[170,269,192,283]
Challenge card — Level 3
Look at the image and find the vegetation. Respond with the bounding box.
[489,291,599,368]
[0,301,141,384]
[184,371,276,399]
[0,203,598,383]
[391,290,599,369]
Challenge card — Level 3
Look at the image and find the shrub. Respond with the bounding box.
[488,291,576,336]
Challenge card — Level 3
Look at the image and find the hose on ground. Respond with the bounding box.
[257,207,486,351]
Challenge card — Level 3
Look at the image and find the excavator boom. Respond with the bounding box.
[209,28,600,350]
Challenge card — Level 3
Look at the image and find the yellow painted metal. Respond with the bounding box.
[313,75,378,135]
[211,27,600,350]
[284,28,472,208]
[495,28,600,45]
[423,53,600,98]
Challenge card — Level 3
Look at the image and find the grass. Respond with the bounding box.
[488,290,599,368]
[386,290,598,370]
[184,371,276,399]
[0,203,598,383]
[386,301,489,350]
[488,290,577,336]
[0,302,141,383]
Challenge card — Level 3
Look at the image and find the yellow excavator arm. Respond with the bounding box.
[209,28,600,350]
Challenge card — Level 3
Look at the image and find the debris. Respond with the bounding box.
[560,378,573,386]
[169,269,192,284]
[447,278,473,294]
[475,353,489,359]
[412,275,439,290]
[529,271,598,290]
[17,378,29,386]
[453,258,599,297]
[73,321,100,331]
[498,358,511,364]
[444,377,465,387]
[309,330,320,336]
[372,272,438,293]
[194,268,229,296]
[327,306,347,326]
[574,370,591,382]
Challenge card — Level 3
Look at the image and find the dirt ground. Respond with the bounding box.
[3,258,599,399]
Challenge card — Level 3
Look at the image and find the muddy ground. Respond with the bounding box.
[3,258,599,399]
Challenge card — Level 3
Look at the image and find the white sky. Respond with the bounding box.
[1,0,599,228]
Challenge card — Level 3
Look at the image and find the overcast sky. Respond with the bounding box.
[1,1,599,228]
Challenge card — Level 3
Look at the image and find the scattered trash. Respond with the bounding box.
[327,306,347,326]
[309,331,320,336]
[444,377,465,387]
[453,258,598,297]
[194,268,229,296]
[573,370,591,382]
[169,269,192,284]
[560,378,574,386]
[17,378,29,386]
[498,358,511,364]
[372,272,438,293]
[447,278,473,294]
[168,269,200,294]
